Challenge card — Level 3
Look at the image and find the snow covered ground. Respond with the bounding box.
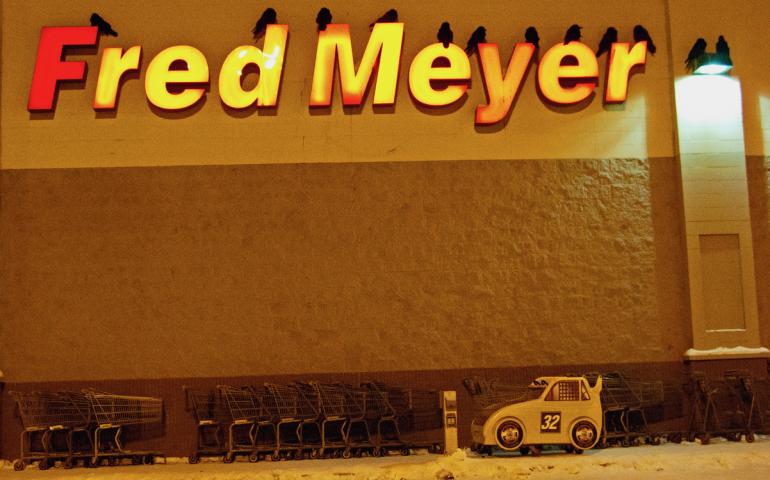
[2,438,770,479]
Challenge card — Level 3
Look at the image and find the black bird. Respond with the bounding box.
[316,7,332,31]
[437,22,453,48]
[524,26,540,50]
[633,25,656,54]
[370,9,398,28]
[252,8,277,40]
[564,24,582,44]
[90,13,117,37]
[465,26,486,55]
[685,38,707,71]
[716,35,732,64]
[596,27,618,57]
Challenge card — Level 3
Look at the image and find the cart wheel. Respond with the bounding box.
[371,447,381,457]
[109,457,120,466]
[309,449,319,459]
[670,433,682,444]
[529,445,542,457]
[224,452,235,464]
[248,452,259,463]
[294,451,305,461]
[13,460,26,471]
[270,452,280,462]
[354,448,363,458]
[687,432,696,443]
[63,457,75,469]
[574,448,584,455]
[650,436,661,446]
[341,448,351,459]
[331,449,341,459]
[621,439,630,448]
[132,456,143,465]
[725,433,736,442]
[144,455,155,465]
[519,447,530,456]
[700,434,710,445]
[746,432,755,443]
[400,447,410,456]
[188,454,201,464]
[83,457,94,468]
[38,459,52,470]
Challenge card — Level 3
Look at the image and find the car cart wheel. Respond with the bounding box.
[529,445,542,457]
[38,459,52,470]
[746,432,755,443]
[63,457,75,469]
[496,420,525,451]
[519,446,530,456]
[224,452,235,464]
[13,460,26,471]
[571,421,599,450]
[188,454,201,464]
[400,447,410,456]
[144,455,155,465]
[700,434,710,445]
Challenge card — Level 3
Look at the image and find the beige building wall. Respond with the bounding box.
[0,0,768,384]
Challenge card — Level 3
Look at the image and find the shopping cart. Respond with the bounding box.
[722,370,765,441]
[262,383,318,460]
[310,382,357,458]
[10,391,93,471]
[683,372,747,444]
[83,388,164,466]
[217,385,264,463]
[183,387,228,463]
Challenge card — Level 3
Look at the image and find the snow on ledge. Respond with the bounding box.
[685,346,770,359]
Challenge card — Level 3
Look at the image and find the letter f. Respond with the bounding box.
[28,26,98,111]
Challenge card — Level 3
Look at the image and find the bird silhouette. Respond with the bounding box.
[715,35,731,64]
[370,9,398,28]
[633,25,656,54]
[685,38,707,72]
[252,8,277,40]
[90,13,117,37]
[437,22,453,48]
[564,24,582,44]
[465,26,486,55]
[524,26,540,50]
[316,7,332,31]
[596,27,618,57]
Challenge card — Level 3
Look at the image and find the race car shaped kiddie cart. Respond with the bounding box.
[471,375,603,455]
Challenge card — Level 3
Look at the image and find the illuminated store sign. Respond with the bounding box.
[28,24,648,125]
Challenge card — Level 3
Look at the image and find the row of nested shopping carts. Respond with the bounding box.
[9,389,163,471]
[185,381,443,463]
[464,370,770,449]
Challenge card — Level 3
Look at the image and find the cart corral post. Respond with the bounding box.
[441,391,458,454]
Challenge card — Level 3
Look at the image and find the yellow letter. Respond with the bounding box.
[310,23,404,106]
[408,43,471,107]
[219,25,288,109]
[475,43,534,125]
[538,42,598,105]
[94,46,141,110]
[145,45,209,110]
[604,41,647,103]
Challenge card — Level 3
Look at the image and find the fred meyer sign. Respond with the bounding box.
[28,24,648,125]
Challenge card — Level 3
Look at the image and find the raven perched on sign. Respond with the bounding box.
[90,13,118,37]
[715,35,731,64]
[252,8,277,40]
[437,22,453,48]
[525,26,540,50]
[685,38,707,72]
[316,7,332,31]
[596,27,618,57]
[564,24,582,44]
[370,9,398,27]
[465,26,486,55]
[633,25,656,54]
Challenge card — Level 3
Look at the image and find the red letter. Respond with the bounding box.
[28,27,98,111]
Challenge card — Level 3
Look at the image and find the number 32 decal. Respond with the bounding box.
[540,412,561,433]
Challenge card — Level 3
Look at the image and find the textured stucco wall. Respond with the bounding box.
[0,158,690,382]
[748,156,770,350]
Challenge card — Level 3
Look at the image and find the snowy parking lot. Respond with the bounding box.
[2,438,770,480]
